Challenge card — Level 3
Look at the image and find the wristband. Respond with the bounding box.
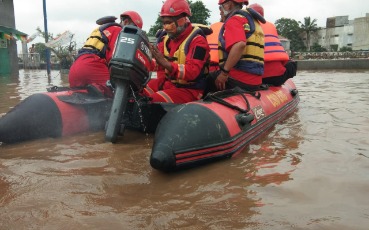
[219,65,230,74]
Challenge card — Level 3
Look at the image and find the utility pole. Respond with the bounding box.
[42,0,51,76]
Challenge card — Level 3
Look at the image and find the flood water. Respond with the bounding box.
[0,69,369,229]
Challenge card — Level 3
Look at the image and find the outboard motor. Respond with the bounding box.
[105,25,152,143]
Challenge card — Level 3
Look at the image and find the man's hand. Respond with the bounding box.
[150,44,170,70]
[215,71,228,91]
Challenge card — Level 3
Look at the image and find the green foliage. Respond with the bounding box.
[340,46,352,52]
[330,44,339,52]
[148,14,162,37]
[34,27,76,68]
[36,27,53,41]
[275,18,306,52]
[31,43,46,61]
[188,0,211,25]
[275,18,301,37]
[299,17,319,51]
[310,43,327,52]
[299,17,318,33]
[147,0,211,37]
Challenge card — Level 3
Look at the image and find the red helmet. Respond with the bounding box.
[249,3,264,16]
[160,0,192,17]
[218,0,249,5]
[120,11,143,29]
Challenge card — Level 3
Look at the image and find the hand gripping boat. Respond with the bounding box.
[150,80,299,172]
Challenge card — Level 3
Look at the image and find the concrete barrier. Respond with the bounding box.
[297,59,369,70]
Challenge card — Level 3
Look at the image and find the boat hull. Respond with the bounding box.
[150,79,300,171]
[0,89,111,144]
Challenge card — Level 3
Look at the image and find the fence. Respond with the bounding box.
[293,51,369,60]
[18,53,41,69]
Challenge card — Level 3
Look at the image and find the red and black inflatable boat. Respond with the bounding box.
[0,87,111,144]
[150,79,299,171]
[0,79,299,172]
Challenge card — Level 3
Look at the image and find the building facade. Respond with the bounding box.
[0,0,27,75]
[310,13,369,51]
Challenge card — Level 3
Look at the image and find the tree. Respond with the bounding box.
[35,27,76,68]
[147,0,211,37]
[275,18,306,52]
[310,43,327,52]
[148,14,162,37]
[339,46,352,52]
[188,0,211,25]
[299,17,319,51]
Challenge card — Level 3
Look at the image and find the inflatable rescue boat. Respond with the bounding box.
[150,79,299,171]
[0,24,299,173]
[0,87,111,144]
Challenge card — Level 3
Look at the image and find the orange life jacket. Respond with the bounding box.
[261,21,289,62]
[206,22,223,67]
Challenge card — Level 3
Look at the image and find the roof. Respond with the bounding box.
[0,25,27,36]
[0,25,28,41]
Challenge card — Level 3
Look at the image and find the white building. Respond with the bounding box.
[310,13,369,51]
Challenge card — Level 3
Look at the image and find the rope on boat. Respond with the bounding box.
[203,87,261,114]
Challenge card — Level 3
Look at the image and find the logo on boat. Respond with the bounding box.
[266,90,289,107]
[252,105,265,121]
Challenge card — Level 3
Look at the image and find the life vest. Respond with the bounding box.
[219,9,265,76]
[77,22,122,59]
[261,21,289,62]
[206,22,223,67]
[161,26,208,88]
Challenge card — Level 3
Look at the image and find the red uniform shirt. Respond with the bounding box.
[68,25,121,96]
[223,15,262,86]
[103,25,122,63]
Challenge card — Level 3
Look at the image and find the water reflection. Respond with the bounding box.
[242,112,303,188]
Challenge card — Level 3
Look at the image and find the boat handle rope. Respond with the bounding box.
[204,91,251,114]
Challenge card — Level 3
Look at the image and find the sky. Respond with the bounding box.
[13,0,368,52]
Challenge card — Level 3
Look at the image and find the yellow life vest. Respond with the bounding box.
[77,22,121,59]
[219,9,265,75]
[162,26,207,87]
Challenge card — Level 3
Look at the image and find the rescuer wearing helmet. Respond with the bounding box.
[249,3,297,86]
[214,0,265,91]
[68,11,143,97]
[143,0,210,103]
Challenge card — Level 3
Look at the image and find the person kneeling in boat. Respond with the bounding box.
[142,0,210,103]
[213,0,265,92]
[68,11,143,98]
[249,3,297,86]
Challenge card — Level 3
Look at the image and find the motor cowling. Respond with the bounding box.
[109,25,152,91]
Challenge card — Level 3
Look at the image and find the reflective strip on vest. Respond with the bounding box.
[163,26,206,86]
[262,21,289,62]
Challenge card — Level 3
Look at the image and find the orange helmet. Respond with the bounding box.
[120,11,143,29]
[218,0,249,5]
[249,3,264,16]
[160,0,192,17]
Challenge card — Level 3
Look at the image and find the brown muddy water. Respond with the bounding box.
[0,69,369,229]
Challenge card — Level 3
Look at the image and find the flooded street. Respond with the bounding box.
[1,69,369,229]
